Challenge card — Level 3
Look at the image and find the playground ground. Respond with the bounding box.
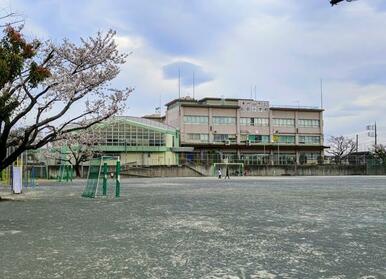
[0,176,385,279]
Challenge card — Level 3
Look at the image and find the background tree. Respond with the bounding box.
[371,144,386,164]
[327,136,356,164]
[44,133,102,177]
[0,25,132,172]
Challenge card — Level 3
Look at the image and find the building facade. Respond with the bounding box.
[165,97,326,165]
[88,116,180,166]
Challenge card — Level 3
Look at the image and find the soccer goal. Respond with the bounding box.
[213,163,244,177]
[82,156,121,198]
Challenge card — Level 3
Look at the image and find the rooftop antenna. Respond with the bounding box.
[177,67,182,115]
[159,93,162,115]
[193,72,195,99]
[320,78,324,109]
[254,85,257,100]
[250,85,253,99]
[178,67,181,99]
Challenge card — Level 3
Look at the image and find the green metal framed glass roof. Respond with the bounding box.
[94,116,177,135]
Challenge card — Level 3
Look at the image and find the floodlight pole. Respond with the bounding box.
[375,122,377,146]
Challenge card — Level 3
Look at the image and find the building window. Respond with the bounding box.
[91,122,166,147]
[212,116,236,125]
[241,153,270,165]
[240,118,249,126]
[248,135,270,143]
[299,152,320,164]
[298,119,320,128]
[298,136,320,144]
[275,135,295,144]
[305,152,320,160]
[272,118,295,127]
[273,153,296,165]
[187,133,209,142]
[255,118,269,126]
[213,134,236,142]
[183,115,209,124]
[240,117,269,126]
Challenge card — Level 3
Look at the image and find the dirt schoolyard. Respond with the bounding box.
[1,176,385,278]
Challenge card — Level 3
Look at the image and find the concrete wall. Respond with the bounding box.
[122,164,369,177]
[120,151,177,166]
[244,165,367,176]
[121,165,202,177]
[46,164,380,179]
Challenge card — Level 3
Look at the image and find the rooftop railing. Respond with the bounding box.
[271,105,321,109]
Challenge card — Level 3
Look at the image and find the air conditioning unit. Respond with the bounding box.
[225,140,231,145]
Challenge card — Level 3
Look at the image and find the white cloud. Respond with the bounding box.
[6,0,386,145]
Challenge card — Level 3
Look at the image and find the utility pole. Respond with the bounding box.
[366,122,378,147]
[356,134,359,152]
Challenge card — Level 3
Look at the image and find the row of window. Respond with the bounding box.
[247,135,270,143]
[187,133,209,142]
[298,136,321,144]
[300,152,320,161]
[186,133,238,143]
[298,119,320,128]
[183,116,208,124]
[240,117,269,127]
[180,151,321,165]
[212,116,236,125]
[213,134,236,142]
[272,118,295,127]
[270,135,322,144]
[184,115,320,127]
[185,134,321,144]
[275,135,295,144]
[90,124,166,147]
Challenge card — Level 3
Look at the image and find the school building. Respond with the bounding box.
[164,96,326,166]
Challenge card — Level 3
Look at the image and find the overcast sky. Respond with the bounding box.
[3,0,386,148]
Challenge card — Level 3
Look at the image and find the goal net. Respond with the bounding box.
[213,163,244,177]
[82,156,120,198]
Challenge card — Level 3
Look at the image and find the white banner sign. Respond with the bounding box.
[12,166,22,194]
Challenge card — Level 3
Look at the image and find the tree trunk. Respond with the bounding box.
[75,164,82,178]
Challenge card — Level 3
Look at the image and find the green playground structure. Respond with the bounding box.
[57,146,74,182]
[82,156,121,198]
[57,164,73,182]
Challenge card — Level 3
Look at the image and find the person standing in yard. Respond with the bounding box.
[218,168,222,179]
[225,166,230,179]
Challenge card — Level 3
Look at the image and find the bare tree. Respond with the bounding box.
[327,136,356,164]
[0,25,132,172]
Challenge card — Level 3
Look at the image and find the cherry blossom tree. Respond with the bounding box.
[44,133,102,177]
[0,25,132,172]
